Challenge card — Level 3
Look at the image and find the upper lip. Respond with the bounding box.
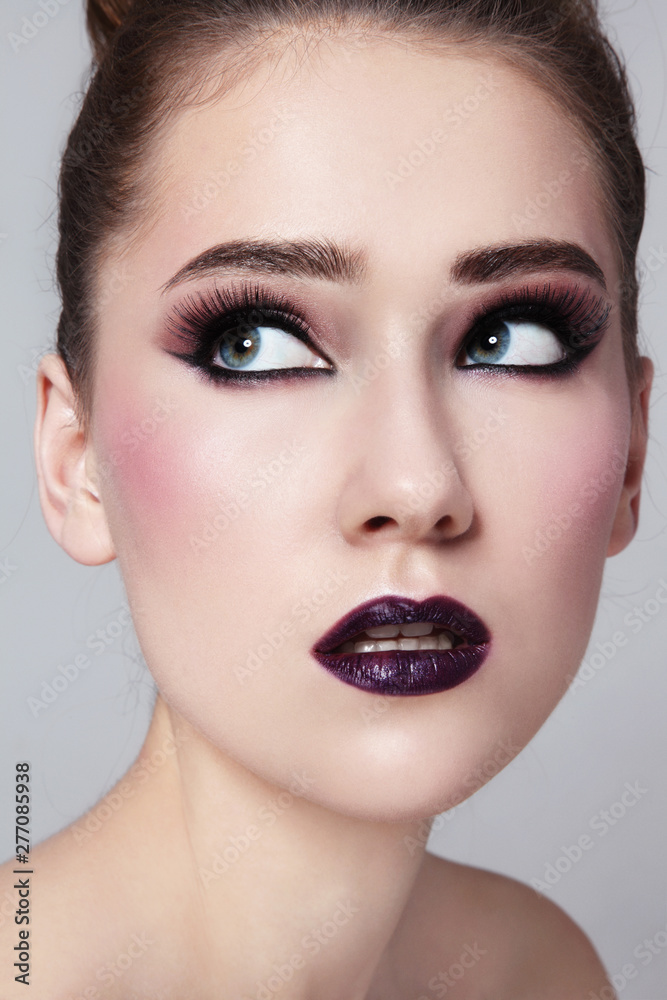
[313,594,491,654]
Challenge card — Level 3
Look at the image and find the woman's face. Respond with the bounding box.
[88,36,638,820]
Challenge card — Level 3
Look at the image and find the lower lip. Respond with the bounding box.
[311,644,490,696]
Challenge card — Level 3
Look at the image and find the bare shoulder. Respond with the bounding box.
[0,847,55,999]
[0,808,160,1000]
[0,776,201,1000]
[391,852,616,1000]
[0,831,103,999]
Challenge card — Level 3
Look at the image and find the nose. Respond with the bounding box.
[335,357,475,547]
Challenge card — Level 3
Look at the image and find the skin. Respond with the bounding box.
[1,30,653,999]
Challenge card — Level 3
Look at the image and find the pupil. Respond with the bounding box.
[219,325,262,368]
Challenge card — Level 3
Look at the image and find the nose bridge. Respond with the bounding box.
[336,348,475,542]
[355,350,452,466]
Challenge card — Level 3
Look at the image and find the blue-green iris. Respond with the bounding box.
[218,326,262,368]
[467,322,511,363]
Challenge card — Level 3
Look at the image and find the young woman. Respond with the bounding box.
[1,0,655,996]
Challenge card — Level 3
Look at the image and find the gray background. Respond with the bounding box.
[1,0,666,994]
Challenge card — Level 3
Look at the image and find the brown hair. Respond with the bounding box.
[57,0,646,431]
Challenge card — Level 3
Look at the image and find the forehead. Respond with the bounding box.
[124,36,618,294]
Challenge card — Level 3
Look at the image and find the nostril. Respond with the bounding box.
[367,515,393,531]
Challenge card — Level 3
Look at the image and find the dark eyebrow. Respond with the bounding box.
[160,237,368,294]
[451,240,607,290]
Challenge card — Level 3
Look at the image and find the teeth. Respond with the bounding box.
[396,638,419,651]
[338,632,454,654]
[365,624,401,638]
[356,641,381,653]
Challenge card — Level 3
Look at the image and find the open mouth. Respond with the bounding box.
[330,622,466,655]
[312,594,490,697]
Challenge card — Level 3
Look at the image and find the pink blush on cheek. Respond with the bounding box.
[98,390,259,562]
[98,398,204,538]
[536,429,629,563]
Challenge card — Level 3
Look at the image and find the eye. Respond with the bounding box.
[458,318,566,367]
[162,281,336,383]
[212,313,331,373]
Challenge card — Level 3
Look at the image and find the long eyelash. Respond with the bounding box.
[165,278,612,386]
[163,280,327,384]
[460,282,611,376]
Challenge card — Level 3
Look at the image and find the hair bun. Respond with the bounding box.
[86,0,136,64]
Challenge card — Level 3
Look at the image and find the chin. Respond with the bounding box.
[257,722,526,826]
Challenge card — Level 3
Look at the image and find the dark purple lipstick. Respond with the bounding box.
[311,594,491,696]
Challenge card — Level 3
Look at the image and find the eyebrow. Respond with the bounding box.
[160,236,607,295]
[160,237,368,293]
[451,239,607,290]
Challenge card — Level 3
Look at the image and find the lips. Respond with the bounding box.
[311,594,491,696]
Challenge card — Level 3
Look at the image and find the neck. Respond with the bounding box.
[133,694,432,999]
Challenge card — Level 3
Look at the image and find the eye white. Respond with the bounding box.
[213,325,331,371]
[462,320,567,366]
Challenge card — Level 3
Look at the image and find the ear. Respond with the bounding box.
[607,355,654,557]
[34,353,115,566]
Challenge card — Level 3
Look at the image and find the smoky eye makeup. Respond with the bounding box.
[162,280,335,386]
[455,282,612,377]
[161,277,612,385]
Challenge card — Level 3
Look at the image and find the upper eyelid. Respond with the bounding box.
[466,287,611,332]
[165,286,318,346]
[165,276,610,328]
[459,292,610,351]
[164,291,310,338]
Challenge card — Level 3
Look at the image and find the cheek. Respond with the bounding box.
[98,398,200,546]
[520,405,628,561]
[477,388,631,702]
[471,371,627,544]
[94,383,308,589]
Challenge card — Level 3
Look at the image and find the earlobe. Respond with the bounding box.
[607,355,654,557]
[34,353,116,566]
